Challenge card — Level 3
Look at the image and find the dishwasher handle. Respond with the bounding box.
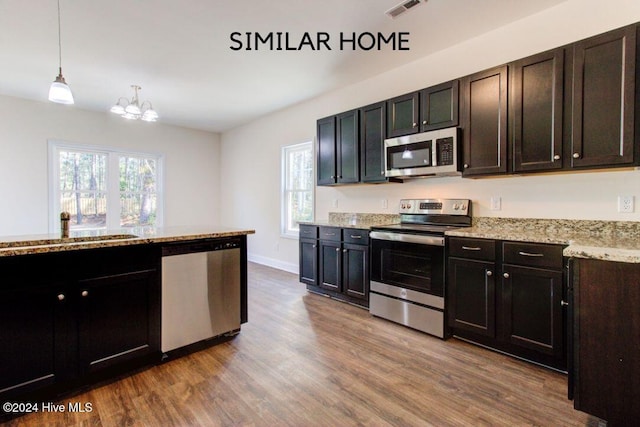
[161,237,241,256]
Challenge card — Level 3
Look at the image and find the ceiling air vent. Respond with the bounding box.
[385,0,424,19]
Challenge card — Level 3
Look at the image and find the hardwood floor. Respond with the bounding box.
[4,262,598,426]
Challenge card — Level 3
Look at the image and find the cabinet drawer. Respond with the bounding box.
[319,226,341,241]
[448,237,495,261]
[503,242,563,269]
[342,228,369,245]
[299,224,318,239]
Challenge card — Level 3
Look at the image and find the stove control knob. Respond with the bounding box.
[407,204,412,209]
[401,203,406,209]
[460,204,467,211]
[453,204,459,210]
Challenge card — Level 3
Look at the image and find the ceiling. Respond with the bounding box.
[0,0,567,133]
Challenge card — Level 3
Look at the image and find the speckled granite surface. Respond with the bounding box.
[447,217,640,263]
[0,226,255,257]
[300,213,400,229]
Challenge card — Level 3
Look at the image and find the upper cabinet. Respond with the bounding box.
[316,110,360,185]
[420,80,459,131]
[460,65,508,176]
[569,25,637,168]
[511,48,564,172]
[360,101,387,183]
[386,92,420,137]
[386,80,460,138]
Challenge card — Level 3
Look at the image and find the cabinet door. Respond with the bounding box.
[319,240,341,292]
[574,260,640,423]
[447,258,496,338]
[317,116,337,185]
[336,109,359,183]
[342,243,369,301]
[0,283,70,398]
[299,238,318,286]
[570,26,636,167]
[512,49,564,172]
[360,102,387,183]
[386,91,420,137]
[461,65,508,176]
[502,265,563,358]
[78,269,160,374]
[421,80,459,131]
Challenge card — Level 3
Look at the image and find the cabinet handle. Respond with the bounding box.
[486,270,493,277]
[462,246,481,251]
[57,293,65,301]
[518,251,544,257]
[561,300,569,307]
[81,290,89,297]
[312,244,316,248]
[463,164,469,169]
[324,232,336,236]
[335,247,340,252]
[422,120,427,125]
[553,154,561,160]
[412,122,417,127]
[350,235,362,239]
[381,171,385,175]
[503,273,510,279]
[343,249,348,253]
[573,153,580,159]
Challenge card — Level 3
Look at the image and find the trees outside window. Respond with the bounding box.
[282,141,314,237]
[49,141,163,232]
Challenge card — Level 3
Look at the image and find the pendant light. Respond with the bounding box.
[48,0,74,104]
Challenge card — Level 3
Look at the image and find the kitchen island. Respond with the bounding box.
[0,226,255,413]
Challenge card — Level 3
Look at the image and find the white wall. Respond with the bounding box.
[0,94,221,236]
[220,0,640,273]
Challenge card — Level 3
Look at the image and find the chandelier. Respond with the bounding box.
[110,85,158,122]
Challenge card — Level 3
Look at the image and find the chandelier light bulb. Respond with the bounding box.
[110,85,158,122]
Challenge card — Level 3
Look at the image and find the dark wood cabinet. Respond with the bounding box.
[447,237,566,370]
[421,80,459,131]
[570,25,637,168]
[0,246,161,403]
[336,109,360,183]
[511,48,564,172]
[317,110,360,185]
[301,226,369,307]
[572,259,640,425]
[299,225,318,286]
[461,65,508,176]
[317,115,337,186]
[78,269,159,374]
[448,257,496,338]
[386,91,420,137]
[360,101,387,183]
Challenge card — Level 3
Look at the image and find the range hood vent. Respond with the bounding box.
[385,0,424,19]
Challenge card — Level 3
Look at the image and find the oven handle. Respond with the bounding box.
[369,231,444,246]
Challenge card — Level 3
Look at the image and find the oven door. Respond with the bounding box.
[370,232,444,297]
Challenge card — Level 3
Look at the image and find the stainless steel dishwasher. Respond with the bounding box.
[161,238,241,353]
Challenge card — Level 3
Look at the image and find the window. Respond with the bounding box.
[49,141,163,232]
[281,141,314,237]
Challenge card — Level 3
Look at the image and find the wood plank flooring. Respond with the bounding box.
[3,262,599,426]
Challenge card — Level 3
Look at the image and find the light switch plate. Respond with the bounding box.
[490,196,501,211]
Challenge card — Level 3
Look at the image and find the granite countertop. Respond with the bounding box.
[0,226,255,257]
[446,218,640,263]
[300,213,400,230]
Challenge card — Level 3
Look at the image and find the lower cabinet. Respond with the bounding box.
[299,225,369,307]
[571,259,640,425]
[0,246,161,403]
[447,237,566,370]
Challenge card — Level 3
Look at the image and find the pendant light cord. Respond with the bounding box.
[57,0,62,70]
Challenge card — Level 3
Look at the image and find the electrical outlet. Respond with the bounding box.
[490,196,502,211]
[381,199,388,209]
[617,195,634,213]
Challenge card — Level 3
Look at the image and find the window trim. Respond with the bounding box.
[281,141,314,239]
[48,140,164,233]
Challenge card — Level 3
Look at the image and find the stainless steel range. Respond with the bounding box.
[369,198,472,338]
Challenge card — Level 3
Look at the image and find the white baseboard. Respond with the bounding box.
[248,253,298,274]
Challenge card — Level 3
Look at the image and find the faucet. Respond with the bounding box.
[60,211,70,238]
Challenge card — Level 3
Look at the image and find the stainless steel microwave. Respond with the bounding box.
[384,127,461,178]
